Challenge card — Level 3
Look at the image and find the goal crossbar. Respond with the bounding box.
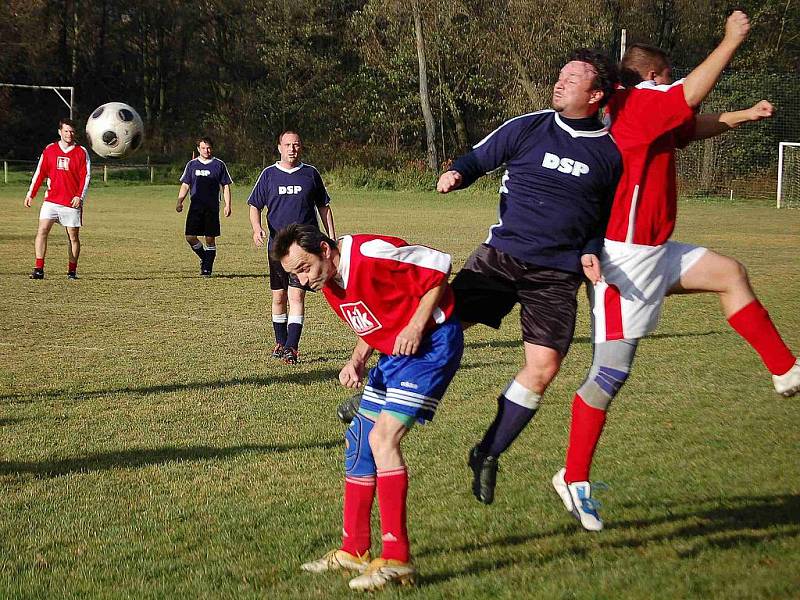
[0,83,74,118]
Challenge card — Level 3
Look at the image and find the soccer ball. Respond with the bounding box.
[85,102,144,159]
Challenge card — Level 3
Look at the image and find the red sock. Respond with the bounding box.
[341,476,375,557]
[728,300,795,375]
[35,258,44,269]
[565,394,607,483]
[68,261,77,273]
[376,466,409,562]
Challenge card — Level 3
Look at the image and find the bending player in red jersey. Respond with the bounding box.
[24,118,91,280]
[553,10,799,532]
[271,224,463,592]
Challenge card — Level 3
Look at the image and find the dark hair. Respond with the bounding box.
[270,223,337,262]
[196,136,214,147]
[620,43,670,87]
[568,48,619,108]
[277,130,301,145]
[58,118,76,130]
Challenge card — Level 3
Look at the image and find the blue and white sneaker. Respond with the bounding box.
[552,468,603,532]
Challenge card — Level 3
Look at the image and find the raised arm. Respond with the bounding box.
[682,11,750,108]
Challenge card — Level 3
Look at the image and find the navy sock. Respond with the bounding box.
[272,314,288,346]
[478,381,541,457]
[204,246,216,271]
[286,316,304,350]
[189,241,204,259]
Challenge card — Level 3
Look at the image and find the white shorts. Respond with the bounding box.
[591,239,707,343]
[39,200,82,228]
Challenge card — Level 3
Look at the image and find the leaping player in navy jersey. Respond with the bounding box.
[271,223,462,592]
[437,49,622,509]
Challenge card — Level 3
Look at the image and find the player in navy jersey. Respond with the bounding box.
[247,131,335,364]
[271,224,462,591]
[176,137,233,276]
[436,49,621,507]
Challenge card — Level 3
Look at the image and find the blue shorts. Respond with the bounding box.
[360,318,463,423]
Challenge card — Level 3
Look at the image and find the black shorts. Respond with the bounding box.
[185,205,221,237]
[268,256,303,291]
[451,244,581,355]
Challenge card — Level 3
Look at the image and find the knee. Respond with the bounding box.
[520,357,561,390]
[368,427,394,462]
[578,364,631,410]
[719,256,749,288]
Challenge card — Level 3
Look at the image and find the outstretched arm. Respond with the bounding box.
[690,100,774,141]
[683,11,749,108]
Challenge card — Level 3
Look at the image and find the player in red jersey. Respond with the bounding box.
[271,224,463,592]
[552,11,799,532]
[24,118,91,280]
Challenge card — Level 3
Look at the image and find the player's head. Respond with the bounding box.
[271,223,338,292]
[58,118,76,144]
[620,43,672,87]
[552,49,618,117]
[196,136,214,159]
[277,130,302,167]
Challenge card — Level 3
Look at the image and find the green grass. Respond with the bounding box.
[0,183,798,599]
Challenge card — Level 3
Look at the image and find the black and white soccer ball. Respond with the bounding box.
[85,102,144,159]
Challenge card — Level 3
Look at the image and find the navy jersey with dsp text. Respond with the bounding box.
[179,157,233,209]
[246,163,331,246]
[452,109,621,274]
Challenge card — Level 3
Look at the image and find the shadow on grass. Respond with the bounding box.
[465,329,725,350]
[0,367,343,403]
[0,439,340,479]
[417,493,800,586]
[0,418,24,426]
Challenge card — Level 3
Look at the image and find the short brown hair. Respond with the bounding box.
[568,48,619,108]
[196,136,214,147]
[277,130,301,145]
[620,43,670,87]
[270,223,337,263]
[58,118,76,130]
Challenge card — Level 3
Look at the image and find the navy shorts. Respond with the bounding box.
[452,244,581,356]
[185,205,220,237]
[360,318,463,423]
[268,256,303,291]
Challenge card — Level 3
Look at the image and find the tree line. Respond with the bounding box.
[1,0,797,175]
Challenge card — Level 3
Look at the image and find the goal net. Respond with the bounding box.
[777,142,800,208]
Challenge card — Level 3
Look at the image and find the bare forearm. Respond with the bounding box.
[223,185,231,206]
[350,337,374,365]
[249,205,263,233]
[177,183,190,201]
[408,281,447,331]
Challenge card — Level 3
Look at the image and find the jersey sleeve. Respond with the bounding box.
[27,148,49,198]
[359,238,451,298]
[219,160,233,186]
[78,147,91,200]
[311,168,331,208]
[246,169,269,210]
[611,81,695,144]
[451,115,528,189]
[179,161,193,185]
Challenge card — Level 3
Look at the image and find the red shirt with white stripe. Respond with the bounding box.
[322,234,455,356]
[28,142,91,207]
[605,80,696,246]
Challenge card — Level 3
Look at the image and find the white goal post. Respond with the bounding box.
[0,83,74,119]
[777,142,800,208]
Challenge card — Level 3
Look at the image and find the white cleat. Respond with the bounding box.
[552,468,603,532]
[300,548,371,574]
[773,359,800,397]
[348,558,416,591]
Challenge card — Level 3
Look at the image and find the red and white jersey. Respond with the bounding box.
[322,234,455,356]
[28,142,91,207]
[605,80,696,246]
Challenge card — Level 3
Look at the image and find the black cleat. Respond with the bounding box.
[282,347,299,365]
[67,271,78,280]
[271,343,285,359]
[337,393,362,425]
[468,445,499,505]
[30,268,44,279]
[200,269,212,277]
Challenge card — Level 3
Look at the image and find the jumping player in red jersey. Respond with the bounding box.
[271,224,463,592]
[24,118,91,280]
[552,11,800,532]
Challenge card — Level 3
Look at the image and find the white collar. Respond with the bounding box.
[58,141,76,153]
[197,156,214,164]
[334,235,353,288]
[553,112,609,138]
[274,162,304,174]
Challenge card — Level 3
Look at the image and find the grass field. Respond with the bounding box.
[1,182,798,599]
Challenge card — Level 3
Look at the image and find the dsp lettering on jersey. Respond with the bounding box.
[541,152,590,177]
[340,302,383,335]
[195,169,211,176]
[279,185,303,194]
[56,157,70,170]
